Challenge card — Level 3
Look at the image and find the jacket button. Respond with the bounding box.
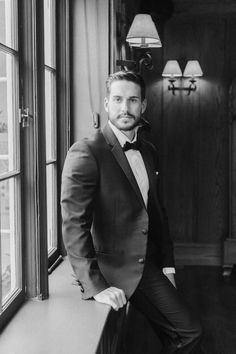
[142,229,148,235]
[138,258,145,264]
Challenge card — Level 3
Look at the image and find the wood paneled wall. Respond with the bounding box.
[70,0,236,265]
[118,0,236,264]
[150,1,236,263]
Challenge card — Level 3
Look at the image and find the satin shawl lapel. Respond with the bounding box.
[140,142,164,221]
[102,124,146,209]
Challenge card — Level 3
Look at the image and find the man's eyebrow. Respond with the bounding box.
[111,95,140,99]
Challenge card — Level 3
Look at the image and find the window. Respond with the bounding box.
[0,0,70,330]
[44,0,58,256]
[0,0,22,313]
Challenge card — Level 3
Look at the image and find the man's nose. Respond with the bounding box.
[121,100,129,113]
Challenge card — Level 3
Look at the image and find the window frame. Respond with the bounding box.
[0,0,70,331]
[0,0,25,329]
[47,0,70,268]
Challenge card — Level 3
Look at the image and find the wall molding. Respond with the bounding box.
[174,243,222,266]
[174,1,236,17]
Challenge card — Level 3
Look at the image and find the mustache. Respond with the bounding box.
[118,113,136,119]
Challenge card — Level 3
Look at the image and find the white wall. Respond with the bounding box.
[71,0,109,141]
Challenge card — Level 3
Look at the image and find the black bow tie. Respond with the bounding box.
[123,140,142,152]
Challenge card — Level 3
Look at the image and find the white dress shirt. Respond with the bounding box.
[108,121,149,207]
[108,120,175,275]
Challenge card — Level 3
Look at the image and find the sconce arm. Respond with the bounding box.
[188,78,197,93]
[167,78,177,95]
[138,52,153,71]
[116,52,153,73]
[167,77,197,95]
[116,59,137,71]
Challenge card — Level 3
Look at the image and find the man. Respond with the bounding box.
[61,71,202,352]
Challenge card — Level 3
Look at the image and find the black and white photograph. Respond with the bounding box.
[0,0,236,353]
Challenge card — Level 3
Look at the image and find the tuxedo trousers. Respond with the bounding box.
[129,260,202,354]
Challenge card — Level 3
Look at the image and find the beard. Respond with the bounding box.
[116,113,141,131]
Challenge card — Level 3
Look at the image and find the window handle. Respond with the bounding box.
[19,108,33,128]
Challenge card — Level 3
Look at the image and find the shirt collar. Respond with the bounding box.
[108,120,138,148]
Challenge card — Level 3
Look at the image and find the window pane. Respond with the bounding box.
[46,164,57,253]
[45,68,56,161]
[44,0,56,68]
[0,50,19,175]
[0,0,17,50]
[1,177,21,305]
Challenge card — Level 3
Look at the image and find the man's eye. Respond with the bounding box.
[130,98,138,103]
[114,97,121,102]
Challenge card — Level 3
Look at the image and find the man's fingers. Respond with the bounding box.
[94,287,127,310]
[109,287,127,307]
[106,294,119,311]
[94,290,119,311]
[107,288,123,309]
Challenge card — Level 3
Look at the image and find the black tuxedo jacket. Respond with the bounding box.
[61,123,175,299]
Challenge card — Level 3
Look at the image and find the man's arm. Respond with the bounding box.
[146,141,176,269]
[61,141,109,299]
[61,141,127,310]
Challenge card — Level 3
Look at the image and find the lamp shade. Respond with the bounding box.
[183,60,203,77]
[162,60,182,77]
[126,14,162,48]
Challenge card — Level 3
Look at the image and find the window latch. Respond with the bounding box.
[19,108,33,128]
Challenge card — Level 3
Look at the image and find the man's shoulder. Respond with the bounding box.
[63,130,106,173]
[70,129,105,152]
[140,136,158,155]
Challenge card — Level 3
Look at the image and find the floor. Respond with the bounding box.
[124,266,236,354]
[179,266,236,354]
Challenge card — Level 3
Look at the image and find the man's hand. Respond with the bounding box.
[94,286,127,311]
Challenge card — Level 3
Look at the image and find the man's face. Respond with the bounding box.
[104,80,147,133]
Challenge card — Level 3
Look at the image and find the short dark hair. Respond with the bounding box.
[106,71,146,101]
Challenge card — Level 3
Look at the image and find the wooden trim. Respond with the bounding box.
[0,43,18,56]
[0,290,25,332]
[46,159,57,165]
[56,0,70,258]
[174,2,236,17]
[19,0,48,299]
[0,170,21,182]
[45,64,56,73]
[223,79,236,272]
[108,0,115,74]
[20,0,38,299]
[174,242,222,266]
[34,0,49,300]
[223,239,236,266]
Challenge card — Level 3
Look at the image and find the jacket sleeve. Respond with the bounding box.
[149,141,175,268]
[61,140,109,299]
[158,200,175,268]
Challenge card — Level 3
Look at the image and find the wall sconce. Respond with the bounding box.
[162,60,203,95]
[117,14,162,72]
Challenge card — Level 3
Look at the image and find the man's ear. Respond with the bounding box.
[104,97,108,113]
[141,98,147,114]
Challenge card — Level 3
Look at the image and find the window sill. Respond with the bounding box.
[0,258,113,354]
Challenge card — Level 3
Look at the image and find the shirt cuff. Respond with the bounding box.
[162,267,176,275]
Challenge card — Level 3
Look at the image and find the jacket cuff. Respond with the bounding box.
[162,267,175,275]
